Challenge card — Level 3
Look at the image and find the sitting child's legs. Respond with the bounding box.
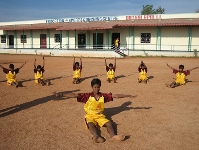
[166,81,180,88]
[45,79,50,86]
[76,78,81,84]
[104,121,125,141]
[87,122,104,143]
[38,78,45,86]
[73,78,81,84]
[11,81,18,88]
[86,115,124,142]
[107,77,116,83]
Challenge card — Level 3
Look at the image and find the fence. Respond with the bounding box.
[1,44,198,52]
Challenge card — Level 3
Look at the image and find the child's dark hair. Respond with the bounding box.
[141,63,145,67]
[37,65,42,69]
[179,65,184,69]
[75,62,79,66]
[9,64,14,69]
[91,78,101,87]
[109,63,113,67]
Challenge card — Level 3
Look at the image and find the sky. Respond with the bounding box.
[0,0,198,22]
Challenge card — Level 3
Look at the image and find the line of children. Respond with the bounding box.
[166,63,199,88]
[73,56,82,84]
[1,57,198,89]
[0,61,27,88]
[54,78,137,143]
[34,56,50,86]
[104,57,116,83]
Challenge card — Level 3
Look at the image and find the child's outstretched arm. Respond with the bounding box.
[142,61,147,68]
[166,63,175,70]
[34,58,37,69]
[188,66,199,71]
[138,61,143,68]
[80,55,82,66]
[104,57,107,66]
[112,94,137,99]
[19,61,27,69]
[0,64,4,69]
[54,92,78,98]
[42,56,45,68]
[114,56,116,69]
[73,55,75,65]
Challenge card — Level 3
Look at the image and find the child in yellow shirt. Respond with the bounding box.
[34,57,50,86]
[73,56,82,84]
[166,63,199,88]
[54,78,137,143]
[138,61,148,84]
[104,57,116,83]
[0,62,27,88]
[114,38,120,51]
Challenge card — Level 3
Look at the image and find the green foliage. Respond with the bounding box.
[193,49,198,57]
[141,5,165,15]
[196,9,199,13]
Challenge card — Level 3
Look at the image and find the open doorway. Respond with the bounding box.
[78,34,86,48]
[112,33,120,49]
[9,35,14,48]
[93,33,103,49]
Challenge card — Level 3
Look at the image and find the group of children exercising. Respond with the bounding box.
[0,56,199,143]
[0,56,50,87]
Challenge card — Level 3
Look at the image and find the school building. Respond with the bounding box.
[0,13,199,57]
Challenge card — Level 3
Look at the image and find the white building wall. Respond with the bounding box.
[134,27,157,50]
[161,27,188,51]
[32,30,41,48]
[191,27,199,51]
[68,30,75,49]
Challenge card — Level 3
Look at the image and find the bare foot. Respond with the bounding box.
[110,135,125,142]
[92,136,105,143]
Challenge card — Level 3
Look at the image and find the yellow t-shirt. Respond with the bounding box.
[34,68,44,83]
[6,71,17,83]
[139,69,148,80]
[107,69,115,79]
[115,39,119,47]
[35,71,43,79]
[84,96,104,116]
[175,72,186,85]
[73,69,81,79]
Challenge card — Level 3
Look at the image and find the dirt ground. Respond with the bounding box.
[0,54,199,150]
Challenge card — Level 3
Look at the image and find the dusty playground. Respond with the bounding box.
[0,54,199,150]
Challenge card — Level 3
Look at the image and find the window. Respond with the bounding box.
[55,34,61,42]
[21,35,27,43]
[141,33,151,43]
[1,35,6,43]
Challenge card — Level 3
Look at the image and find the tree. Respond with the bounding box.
[196,9,199,13]
[141,5,165,15]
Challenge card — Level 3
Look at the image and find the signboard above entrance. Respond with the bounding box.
[126,15,162,20]
[46,16,118,24]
